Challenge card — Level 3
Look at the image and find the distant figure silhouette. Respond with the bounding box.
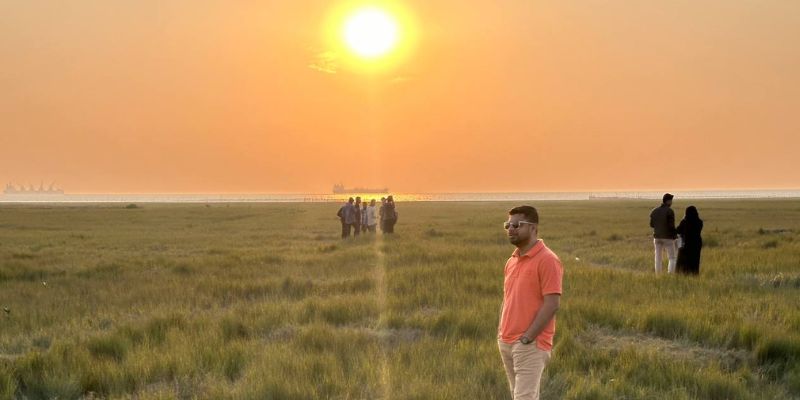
[649,193,677,273]
[353,197,362,237]
[337,197,357,238]
[366,199,378,233]
[379,197,387,232]
[383,195,398,234]
[676,206,703,275]
[361,201,369,234]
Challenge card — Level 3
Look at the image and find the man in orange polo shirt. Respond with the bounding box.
[498,205,563,400]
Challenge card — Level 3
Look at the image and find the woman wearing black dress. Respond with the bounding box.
[676,206,703,274]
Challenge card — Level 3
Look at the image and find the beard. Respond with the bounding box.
[508,235,522,245]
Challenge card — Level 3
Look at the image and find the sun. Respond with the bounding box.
[343,7,399,59]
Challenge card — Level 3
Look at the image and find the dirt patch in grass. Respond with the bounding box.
[373,328,424,345]
[579,325,750,371]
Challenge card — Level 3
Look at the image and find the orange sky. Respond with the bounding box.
[1,1,798,193]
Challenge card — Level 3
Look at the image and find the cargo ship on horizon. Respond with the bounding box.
[332,183,388,194]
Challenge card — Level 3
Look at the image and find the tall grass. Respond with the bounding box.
[0,200,798,398]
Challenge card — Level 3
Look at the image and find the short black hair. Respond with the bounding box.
[508,205,539,223]
[662,193,674,203]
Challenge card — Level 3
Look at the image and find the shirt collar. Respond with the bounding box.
[511,239,543,258]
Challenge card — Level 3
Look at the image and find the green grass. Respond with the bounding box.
[0,200,799,399]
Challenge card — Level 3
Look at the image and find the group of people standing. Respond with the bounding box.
[649,193,704,274]
[336,195,398,238]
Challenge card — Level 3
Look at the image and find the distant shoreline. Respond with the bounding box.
[1,190,799,204]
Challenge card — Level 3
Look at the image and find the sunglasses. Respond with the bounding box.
[504,221,536,230]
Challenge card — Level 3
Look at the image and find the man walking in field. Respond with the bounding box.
[649,193,678,273]
[337,197,357,239]
[498,206,563,400]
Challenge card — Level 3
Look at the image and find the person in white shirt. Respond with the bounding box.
[366,199,378,233]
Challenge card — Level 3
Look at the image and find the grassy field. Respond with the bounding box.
[1,199,799,399]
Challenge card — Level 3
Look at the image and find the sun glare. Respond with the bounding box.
[343,7,399,59]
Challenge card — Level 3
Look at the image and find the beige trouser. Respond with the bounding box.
[498,339,551,400]
[653,238,677,274]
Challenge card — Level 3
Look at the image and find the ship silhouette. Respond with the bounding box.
[4,182,64,195]
[332,183,388,194]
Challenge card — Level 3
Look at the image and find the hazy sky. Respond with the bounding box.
[2,1,798,193]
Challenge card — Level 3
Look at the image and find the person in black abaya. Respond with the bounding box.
[676,206,703,274]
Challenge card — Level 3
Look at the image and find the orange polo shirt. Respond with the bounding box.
[499,239,563,351]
